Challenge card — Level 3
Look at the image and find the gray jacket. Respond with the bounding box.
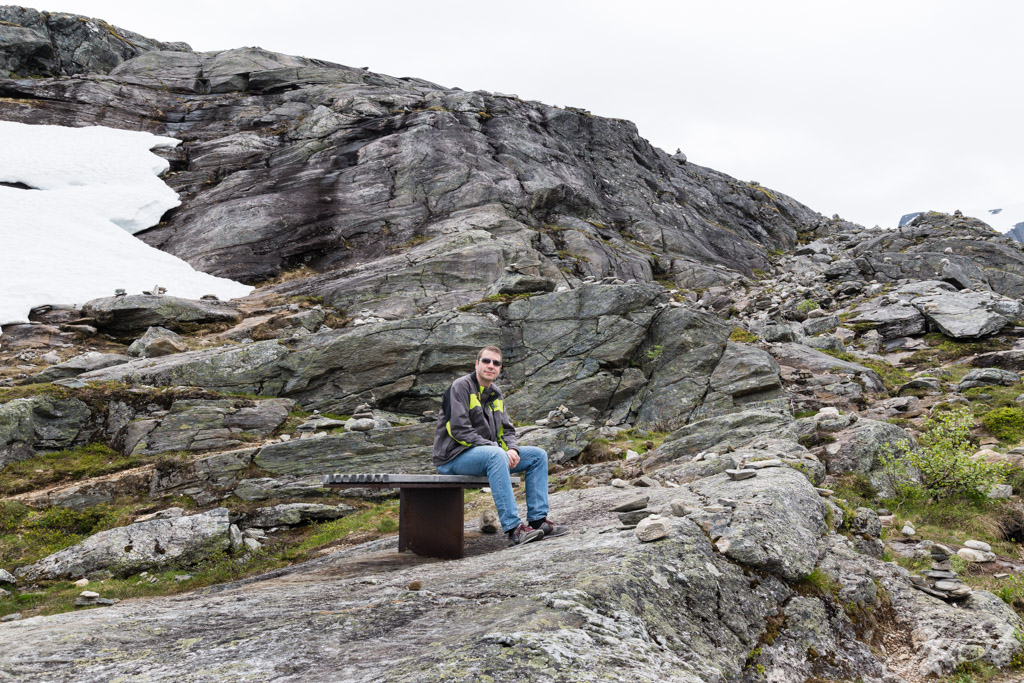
[432,372,519,467]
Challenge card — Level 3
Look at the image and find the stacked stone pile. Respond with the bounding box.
[908,542,973,601]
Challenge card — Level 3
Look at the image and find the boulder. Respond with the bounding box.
[81,295,242,335]
[642,408,794,471]
[848,301,927,340]
[912,290,1016,339]
[127,326,189,358]
[690,467,827,581]
[703,342,783,411]
[14,508,232,580]
[769,343,886,394]
[957,368,1019,392]
[802,314,840,336]
[0,396,94,469]
[819,418,914,475]
[634,515,671,542]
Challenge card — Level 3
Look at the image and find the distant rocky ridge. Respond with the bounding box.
[5,8,1024,683]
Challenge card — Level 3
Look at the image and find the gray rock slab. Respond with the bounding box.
[958,368,1019,392]
[130,398,291,456]
[912,291,1013,339]
[243,503,355,529]
[254,425,435,476]
[609,495,649,513]
[81,295,242,336]
[29,352,130,383]
[14,508,232,580]
[848,301,927,340]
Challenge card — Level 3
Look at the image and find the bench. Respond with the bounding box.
[321,473,519,560]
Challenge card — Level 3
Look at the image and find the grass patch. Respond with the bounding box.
[905,333,1014,368]
[729,327,758,343]
[0,444,144,496]
[965,383,1024,414]
[0,501,137,570]
[886,497,1018,556]
[456,293,533,312]
[796,568,839,597]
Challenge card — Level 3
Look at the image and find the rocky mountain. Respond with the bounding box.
[4,8,1024,683]
[901,205,1024,244]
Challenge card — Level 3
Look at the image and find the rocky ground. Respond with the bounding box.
[5,7,1024,682]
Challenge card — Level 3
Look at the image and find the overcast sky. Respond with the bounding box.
[19,1,1024,229]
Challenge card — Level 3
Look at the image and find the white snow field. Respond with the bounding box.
[0,121,252,330]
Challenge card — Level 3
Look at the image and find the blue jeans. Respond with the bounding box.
[437,445,548,533]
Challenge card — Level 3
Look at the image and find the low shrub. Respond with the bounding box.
[879,406,1006,501]
[982,406,1024,444]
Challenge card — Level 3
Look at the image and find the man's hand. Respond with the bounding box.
[507,449,520,468]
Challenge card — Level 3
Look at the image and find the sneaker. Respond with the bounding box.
[535,519,567,538]
[508,524,544,546]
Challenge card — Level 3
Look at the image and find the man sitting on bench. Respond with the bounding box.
[433,345,565,546]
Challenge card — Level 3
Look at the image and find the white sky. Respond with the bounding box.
[0,121,251,328]
[16,1,1024,229]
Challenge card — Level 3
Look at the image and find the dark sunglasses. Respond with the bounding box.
[479,358,502,366]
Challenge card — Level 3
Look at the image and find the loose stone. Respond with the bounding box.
[746,459,782,469]
[610,496,650,513]
[957,548,996,563]
[963,540,992,552]
[479,509,499,534]
[635,515,671,542]
[725,469,756,480]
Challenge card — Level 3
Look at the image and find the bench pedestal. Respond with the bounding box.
[323,473,519,560]
[399,487,465,559]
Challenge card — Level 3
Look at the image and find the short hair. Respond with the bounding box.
[477,345,502,361]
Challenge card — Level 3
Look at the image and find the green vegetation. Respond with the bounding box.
[457,292,533,311]
[981,406,1024,444]
[0,444,144,496]
[795,299,819,314]
[905,333,1014,368]
[0,501,137,570]
[796,568,839,598]
[729,327,758,343]
[879,406,1006,501]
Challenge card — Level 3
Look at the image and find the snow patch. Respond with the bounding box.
[0,121,252,330]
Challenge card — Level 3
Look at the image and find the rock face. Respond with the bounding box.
[14,508,231,580]
[125,398,292,455]
[0,396,93,469]
[0,6,190,78]
[0,7,826,325]
[77,283,759,428]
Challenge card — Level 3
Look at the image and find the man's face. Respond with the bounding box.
[475,352,502,384]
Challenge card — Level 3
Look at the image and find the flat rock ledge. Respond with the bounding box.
[14,508,232,581]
